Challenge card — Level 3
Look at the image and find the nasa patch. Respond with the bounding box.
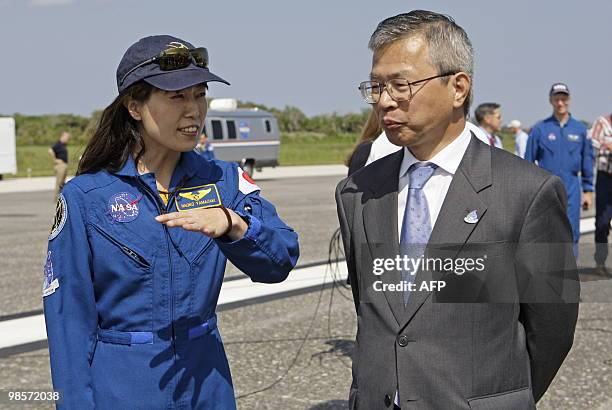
[175,184,222,211]
[49,194,67,240]
[238,167,260,195]
[548,133,557,141]
[108,192,140,223]
[42,251,59,297]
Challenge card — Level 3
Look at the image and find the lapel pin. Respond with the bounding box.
[464,210,479,224]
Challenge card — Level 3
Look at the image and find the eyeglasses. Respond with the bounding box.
[358,72,457,104]
[119,47,209,86]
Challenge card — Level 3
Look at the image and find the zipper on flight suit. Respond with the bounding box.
[136,177,179,351]
[137,176,190,347]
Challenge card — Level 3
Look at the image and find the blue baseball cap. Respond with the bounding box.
[116,35,229,94]
[549,82,570,97]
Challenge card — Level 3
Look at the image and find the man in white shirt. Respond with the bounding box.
[508,119,529,158]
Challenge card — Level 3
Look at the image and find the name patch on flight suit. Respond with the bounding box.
[175,184,222,211]
[42,251,59,297]
[108,192,140,223]
[567,134,580,142]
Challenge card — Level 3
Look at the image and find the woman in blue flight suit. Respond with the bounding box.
[42,35,299,409]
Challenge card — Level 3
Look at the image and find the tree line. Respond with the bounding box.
[5,102,371,146]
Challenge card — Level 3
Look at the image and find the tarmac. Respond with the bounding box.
[0,164,611,409]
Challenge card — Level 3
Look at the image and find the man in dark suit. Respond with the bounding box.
[337,10,579,409]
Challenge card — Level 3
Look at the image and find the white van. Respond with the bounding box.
[0,117,17,179]
[204,99,280,176]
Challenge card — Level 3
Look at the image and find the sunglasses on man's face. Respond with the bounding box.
[120,47,209,86]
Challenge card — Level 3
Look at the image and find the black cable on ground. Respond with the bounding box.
[235,227,353,399]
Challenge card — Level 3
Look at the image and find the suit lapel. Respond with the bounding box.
[362,150,405,325]
[401,135,492,326]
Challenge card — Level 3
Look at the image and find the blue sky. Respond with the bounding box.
[0,0,610,127]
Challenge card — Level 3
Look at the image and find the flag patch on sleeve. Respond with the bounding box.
[237,167,260,195]
[42,251,59,297]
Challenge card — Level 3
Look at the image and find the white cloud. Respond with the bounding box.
[28,0,75,8]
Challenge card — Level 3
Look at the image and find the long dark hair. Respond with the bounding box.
[345,109,381,166]
[77,82,154,175]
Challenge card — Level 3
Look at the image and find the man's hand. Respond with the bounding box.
[582,192,593,210]
[155,207,248,241]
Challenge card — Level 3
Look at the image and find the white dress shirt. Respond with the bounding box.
[392,124,472,408]
[514,130,529,158]
[397,124,472,236]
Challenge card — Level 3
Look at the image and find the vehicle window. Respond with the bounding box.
[202,124,207,136]
[227,120,237,139]
[211,120,223,140]
[265,119,272,133]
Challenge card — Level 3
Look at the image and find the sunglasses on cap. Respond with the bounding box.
[119,46,209,86]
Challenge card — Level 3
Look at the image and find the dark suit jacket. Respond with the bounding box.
[335,135,579,410]
[348,140,374,176]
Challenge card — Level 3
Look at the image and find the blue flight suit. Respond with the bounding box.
[42,151,299,409]
[525,115,594,244]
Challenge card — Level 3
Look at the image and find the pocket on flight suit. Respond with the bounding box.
[89,222,154,270]
[566,139,582,174]
[87,222,157,321]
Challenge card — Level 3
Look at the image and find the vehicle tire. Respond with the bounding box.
[241,161,255,178]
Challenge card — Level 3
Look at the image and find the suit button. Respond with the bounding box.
[397,335,409,347]
[384,394,392,407]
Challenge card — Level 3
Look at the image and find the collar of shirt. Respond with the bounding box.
[399,123,472,179]
[546,113,574,128]
[397,124,472,236]
[114,150,213,181]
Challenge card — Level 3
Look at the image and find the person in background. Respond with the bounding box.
[525,83,594,256]
[346,109,381,175]
[508,119,529,158]
[195,132,215,161]
[590,113,612,276]
[474,102,504,148]
[48,131,70,199]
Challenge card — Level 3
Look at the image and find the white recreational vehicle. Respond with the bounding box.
[204,99,280,176]
[0,117,17,179]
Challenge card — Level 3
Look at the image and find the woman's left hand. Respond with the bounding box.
[155,207,248,241]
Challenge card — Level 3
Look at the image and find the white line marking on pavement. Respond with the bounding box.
[580,216,611,235]
[0,315,47,350]
[0,263,348,350]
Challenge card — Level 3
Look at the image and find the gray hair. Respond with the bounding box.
[369,10,474,116]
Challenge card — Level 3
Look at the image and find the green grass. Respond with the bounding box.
[8,130,517,178]
[279,132,357,166]
[8,133,356,178]
[12,145,85,178]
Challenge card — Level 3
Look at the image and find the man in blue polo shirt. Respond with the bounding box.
[526,83,594,256]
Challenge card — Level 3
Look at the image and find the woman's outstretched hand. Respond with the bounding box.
[155,207,248,241]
